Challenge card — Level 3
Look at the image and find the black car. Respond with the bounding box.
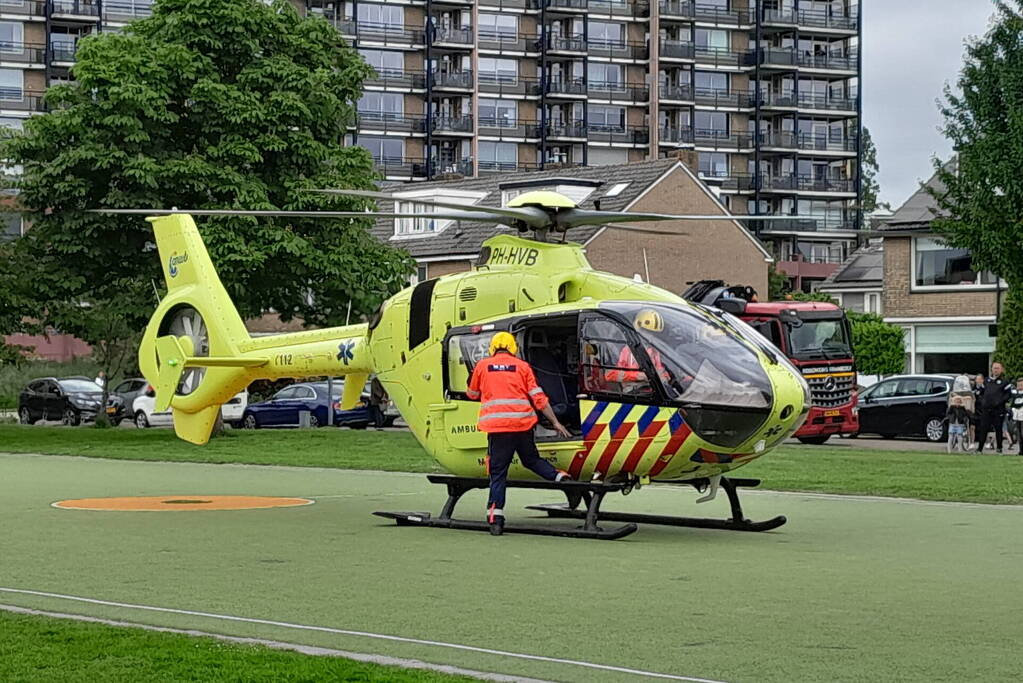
[18,377,126,426]
[856,374,955,441]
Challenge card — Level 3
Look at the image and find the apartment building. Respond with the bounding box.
[0,0,861,292]
[0,0,153,241]
[303,0,861,289]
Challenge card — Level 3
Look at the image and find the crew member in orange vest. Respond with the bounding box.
[467,331,572,535]
[605,309,672,390]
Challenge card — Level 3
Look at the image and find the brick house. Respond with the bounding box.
[370,156,773,297]
[818,240,883,315]
[878,168,1003,374]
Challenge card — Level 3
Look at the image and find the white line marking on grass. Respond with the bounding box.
[309,492,423,499]
[0,588,726,683]
[0,604,551,683]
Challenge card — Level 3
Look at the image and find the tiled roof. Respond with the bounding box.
[821,241,883,289]
[879,160,953,231]
[370,158,683,259]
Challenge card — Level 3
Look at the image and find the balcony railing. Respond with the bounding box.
[759,218,859,233]
[355,112,427,134]
[796,92,857,111]
[659,126,693,144]
[761,132,858,153]
[739,174,855,193]
[479,117,542,138]
[692,129,753,148]
[545,34,587,53]
[693,87,752,108]
[430,70,473,89]
[659,83,693,101]
[763,7,859,31]
[478,161,544,174]
[0,88,45,112]
[431,25,474,45]
[479,75,541,96]
[366,68,426,89]
[478,31,541,53]
[694,45,744,67]
[659,39,694,60]
[545,78,587,96]
[588,124,649,144]
[341,21,426,45]
[753,47,858,72]
[51,0,99,17]
[104,1,153,22]
[479,0,534,9]
[373,156,429,179]
[0,42,46,64]
[545,120,588,138]
[0,0,46,17]
[587,39,649,61]
[432,115,474,133]
[588,0,651,18]
[588,81,649,102]
[50,42,79,63]
[658,1,750,24]
[430,158,474,176]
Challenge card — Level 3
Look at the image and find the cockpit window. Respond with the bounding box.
[599,302,775,447]
[579,316,655,399]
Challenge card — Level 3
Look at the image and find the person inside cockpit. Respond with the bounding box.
[604,309,674,393]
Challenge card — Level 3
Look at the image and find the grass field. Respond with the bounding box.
[1,451,1021,682]
[0,609,470,683]
[2,424,1022,503]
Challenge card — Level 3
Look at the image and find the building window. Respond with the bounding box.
[357,3,403,27]
[359,49,404,78]
[1,213,22,242]
[357,135,403,163]
[694,110,727,135]
[478,98,516,127]
[357,92,403,121]
[393,190,486,237]
[478,141,517,171]
[588,21,624,47]
[0,22,23,52]
[698,151,728,177]
[478,57,517,84]
[478,13,517,40]
[695,28,729,50]
[587,62,622,87]
[587,105,625,132]
[0,68,23,100]
[694,70,728,91]
[913,237,998,288]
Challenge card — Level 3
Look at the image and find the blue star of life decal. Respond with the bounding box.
[336,340,355,365]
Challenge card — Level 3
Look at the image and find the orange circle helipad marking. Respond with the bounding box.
[52,496,314,511]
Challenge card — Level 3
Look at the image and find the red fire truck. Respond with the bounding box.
[683,281,858,444]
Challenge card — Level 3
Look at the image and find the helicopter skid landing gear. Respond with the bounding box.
[526,477,787,533]
[373,474,638,540]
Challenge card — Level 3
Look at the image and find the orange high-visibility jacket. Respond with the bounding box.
[466,352,549,433]
[605,345,671,383]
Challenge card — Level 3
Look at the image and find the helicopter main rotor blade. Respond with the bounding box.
[557,209,817,228]
[308,189,550,227]
[91,208,514,223]
[596,224,690,236]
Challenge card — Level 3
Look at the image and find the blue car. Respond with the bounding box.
[240,381,393,429]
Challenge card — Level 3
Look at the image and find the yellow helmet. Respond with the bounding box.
[634,309,664,333]
[489,331,518,356]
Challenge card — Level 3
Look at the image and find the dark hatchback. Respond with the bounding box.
[855,374,955,441]
[241,381,396,430]
[18,377,127,426]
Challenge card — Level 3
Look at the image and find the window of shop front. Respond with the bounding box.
[913,237,998,289]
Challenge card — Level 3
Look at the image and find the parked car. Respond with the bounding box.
[132,386,247,428]
[240,380,398,430]
[18,377,126,426]
[855,374,955,442]
[110,377,148,413]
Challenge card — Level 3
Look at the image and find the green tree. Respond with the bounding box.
[767,263,790,300]
[846,311,905,375]
[931,1,1023,377]
[791,291,837,304]
[0,0,413,420]
[860,127,891,227]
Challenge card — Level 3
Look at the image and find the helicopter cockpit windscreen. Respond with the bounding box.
[590,303,774,447]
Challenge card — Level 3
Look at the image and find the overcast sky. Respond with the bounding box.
[865,0,997,208]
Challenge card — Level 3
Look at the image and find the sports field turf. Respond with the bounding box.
[2,424,1022,503]
[1,451,1022,682]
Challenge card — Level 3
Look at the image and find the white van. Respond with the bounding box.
[132,386,248,428]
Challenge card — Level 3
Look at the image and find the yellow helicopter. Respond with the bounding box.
[103,188,812,540]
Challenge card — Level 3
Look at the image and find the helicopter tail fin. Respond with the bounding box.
[141,214,374,445]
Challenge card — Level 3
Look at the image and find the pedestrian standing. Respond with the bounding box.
[466,331,572,535]
[976,362,1013,454]
[1011,378,1023,455]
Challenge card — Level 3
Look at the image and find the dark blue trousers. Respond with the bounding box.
[486,430,558,510]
